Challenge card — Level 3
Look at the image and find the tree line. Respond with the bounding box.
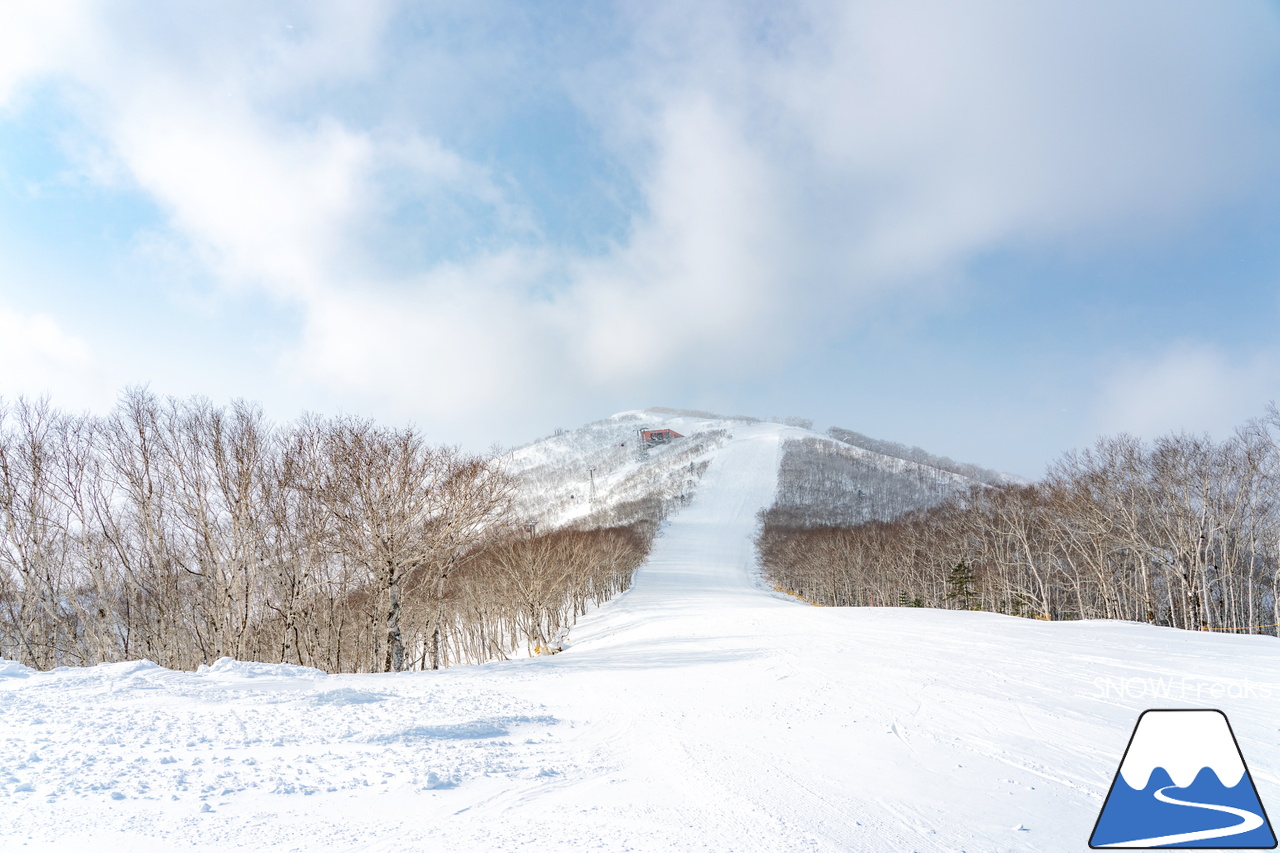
[759,413,1280,636]
[825,426,1007,486]
[768,435,982,528]
[0,389,652,672]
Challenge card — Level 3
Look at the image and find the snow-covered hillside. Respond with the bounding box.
[1,419,1276,851]
[502,408,736,529]
[504,408,1002,530]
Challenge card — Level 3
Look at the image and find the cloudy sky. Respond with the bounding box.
[2,1,1279,477]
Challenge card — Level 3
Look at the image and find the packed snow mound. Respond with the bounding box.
[309,687,388,706]
[195,657,326,680]
[0,659,34,678]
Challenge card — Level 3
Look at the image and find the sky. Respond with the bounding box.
[2,0,1280,478]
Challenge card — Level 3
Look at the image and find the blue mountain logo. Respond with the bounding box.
[1090,709,1276,848]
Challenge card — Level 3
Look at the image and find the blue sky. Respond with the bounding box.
[2,0,1280,478]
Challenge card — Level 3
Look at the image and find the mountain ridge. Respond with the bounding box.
[503,407,1014,531]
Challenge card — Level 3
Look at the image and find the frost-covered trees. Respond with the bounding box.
[826,427,1007,486]
[766,436,976,527]
[506,414,725,529]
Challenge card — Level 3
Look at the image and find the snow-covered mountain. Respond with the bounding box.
[1,415,1276,851]
[502,408,737,530]
[504,407,1008,530]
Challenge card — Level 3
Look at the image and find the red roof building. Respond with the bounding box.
[640,428,684,444]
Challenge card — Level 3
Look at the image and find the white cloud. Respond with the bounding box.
[761,0,1279,271]
[570,94,791,379]
[0,305,110,408]
[1,0,1278,437]
[1094,343,1280,440]
[0,2,89,111]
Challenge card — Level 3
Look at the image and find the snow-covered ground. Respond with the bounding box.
[2,422,1277,851]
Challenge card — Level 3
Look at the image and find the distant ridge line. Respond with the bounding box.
[645,407,761,423]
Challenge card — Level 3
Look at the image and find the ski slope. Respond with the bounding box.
[503,408,999,532]
[2,422,1278,851]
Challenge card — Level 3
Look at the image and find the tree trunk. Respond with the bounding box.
[384,561,403,672]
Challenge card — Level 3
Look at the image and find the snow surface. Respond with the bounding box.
[2,421,1278,851]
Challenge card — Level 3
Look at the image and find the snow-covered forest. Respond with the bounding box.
[504,408,730,530]
[765,432,1003,528]
[2,407,1279,851]
[11,390,1280,682]
[0,390,653,673]
[759,411,1280,636]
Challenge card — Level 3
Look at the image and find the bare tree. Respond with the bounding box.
[294,417,513,671]
[0,391,658,671]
